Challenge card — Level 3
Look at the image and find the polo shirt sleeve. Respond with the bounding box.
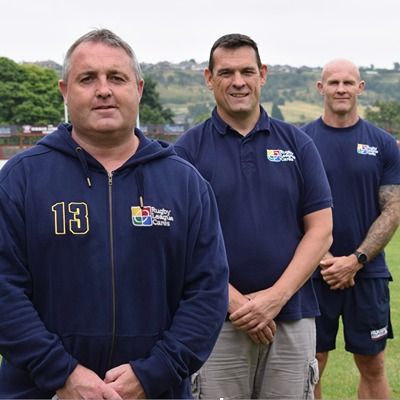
[381,137,400,186]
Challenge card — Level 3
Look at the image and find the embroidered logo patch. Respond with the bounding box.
[131,206,153,226]
[357,143,379,156]
[266,149,296,162]
[131,206,174,227]
[370,326,388,341]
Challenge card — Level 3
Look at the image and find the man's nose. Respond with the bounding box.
[232,71,246,87]
[336,82,346,93]
[95,78,112,98]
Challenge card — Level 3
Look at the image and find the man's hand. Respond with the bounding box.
[230,288,283,335]
[104,364,146,399]
[56,364,122,400]
[229,284,276,344]
[319,251,334,270]
[247,321,277,344]
[320,255,361,290]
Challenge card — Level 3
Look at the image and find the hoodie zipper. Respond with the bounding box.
[107,171,117,369]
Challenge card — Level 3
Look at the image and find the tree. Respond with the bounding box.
[140,75,174,124]
[188,103,212,123]
[365,101,400,136]
[0,58,28,123]
[0,57,64,125]
[271,102,285,121]
[0,58,175,127]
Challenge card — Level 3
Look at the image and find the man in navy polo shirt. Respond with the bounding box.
[174,33,333,399]
[302,59,400,399]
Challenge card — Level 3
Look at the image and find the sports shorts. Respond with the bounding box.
[313,278,393,355]
[192,318,318,399]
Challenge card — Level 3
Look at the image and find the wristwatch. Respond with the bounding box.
[353,251,368,264]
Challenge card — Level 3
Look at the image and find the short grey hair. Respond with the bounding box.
[62,28,142,84]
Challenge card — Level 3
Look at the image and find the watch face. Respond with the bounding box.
[357,252,368,263]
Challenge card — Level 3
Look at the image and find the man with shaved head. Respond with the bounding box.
[303,59,400,399]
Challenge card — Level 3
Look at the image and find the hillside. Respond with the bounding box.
[142,61,400,125]
[31,59,400,125]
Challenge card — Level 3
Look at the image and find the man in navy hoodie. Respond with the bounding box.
[0,29,229,399]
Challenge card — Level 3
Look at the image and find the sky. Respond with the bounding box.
[1,0,399,69]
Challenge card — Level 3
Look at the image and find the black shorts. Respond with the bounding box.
[313,278,393,355]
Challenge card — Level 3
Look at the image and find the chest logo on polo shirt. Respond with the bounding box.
[357,143,378,157]
[266,149,296,162]
[131,205,174,227]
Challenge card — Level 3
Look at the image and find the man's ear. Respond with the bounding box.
[357,80,365,96]
[137,79,145,101]
[260,64,268,86]
[204,68,213,91]
[317,81,324,96]
[59,80,67,101]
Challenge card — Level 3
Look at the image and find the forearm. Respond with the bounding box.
[271,208,333,303]
[358,210,400,260]
[358,185,400,260]
[231,208,333,332]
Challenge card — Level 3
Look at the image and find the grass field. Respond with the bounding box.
[321,229,400,399]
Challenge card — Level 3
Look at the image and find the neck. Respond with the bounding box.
[322,110,360,128]
[72,128,140,172]
[217,107,260,136]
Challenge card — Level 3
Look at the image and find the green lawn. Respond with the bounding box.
[321,229,400,399]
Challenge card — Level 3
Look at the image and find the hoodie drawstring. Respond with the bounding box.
[75,147,145,201]
[75,147,92,188]
[136,164,145,208]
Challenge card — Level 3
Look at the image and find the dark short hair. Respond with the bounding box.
[208,33,262,72]
[62,28,142,84]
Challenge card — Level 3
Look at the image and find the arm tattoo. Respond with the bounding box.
[359,184,400,260]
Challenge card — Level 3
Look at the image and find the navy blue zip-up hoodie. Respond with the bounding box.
[0,124,229,398]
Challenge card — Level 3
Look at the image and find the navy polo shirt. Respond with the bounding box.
[175,107,332,320]
[303,117,400,278]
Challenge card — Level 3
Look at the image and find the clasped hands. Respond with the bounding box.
[56,363,146,400]
[229,289,282,345]
[319,253,362,290]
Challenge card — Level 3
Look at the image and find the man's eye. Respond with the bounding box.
[110,75,125,82]
[80,76,93,83]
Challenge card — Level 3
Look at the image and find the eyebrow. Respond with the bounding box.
[75,69,130,79]
[327,78,356,84]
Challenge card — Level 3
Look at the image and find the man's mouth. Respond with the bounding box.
[93,105,117,110]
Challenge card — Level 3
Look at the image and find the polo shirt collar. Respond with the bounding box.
[211,106,271,136]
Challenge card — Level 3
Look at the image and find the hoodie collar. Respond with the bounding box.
[37,124,176,189]
[38,124,175,169]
